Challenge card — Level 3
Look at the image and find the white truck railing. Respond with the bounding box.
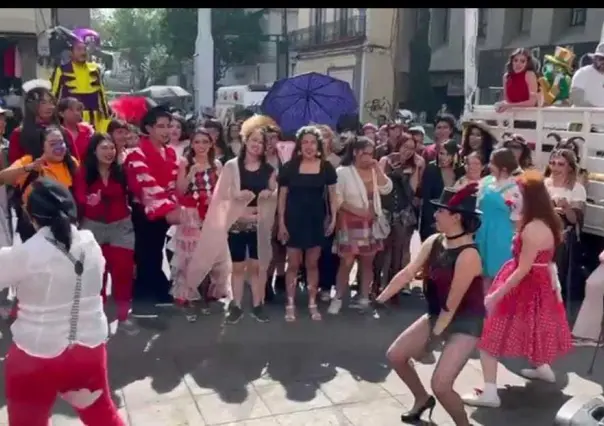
[463,105,604,237]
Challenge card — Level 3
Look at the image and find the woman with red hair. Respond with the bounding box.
[463,170,572,408]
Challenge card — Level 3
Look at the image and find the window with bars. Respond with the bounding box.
[519,8,532,33]
[570,8,586,27]
[478,8,488,38]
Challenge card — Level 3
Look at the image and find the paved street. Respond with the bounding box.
[0,230,602,425]
[0,297,598,426]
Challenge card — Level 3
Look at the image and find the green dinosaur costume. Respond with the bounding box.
[538,46,575,106]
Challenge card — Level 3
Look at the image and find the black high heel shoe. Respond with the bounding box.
[400,395,436,423]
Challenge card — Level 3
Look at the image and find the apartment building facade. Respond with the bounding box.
[398,8,604,115]
[289,8,399,123]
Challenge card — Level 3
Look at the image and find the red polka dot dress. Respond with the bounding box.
[478,234,572,365]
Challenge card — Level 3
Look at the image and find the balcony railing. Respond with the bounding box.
[289,15,366,50]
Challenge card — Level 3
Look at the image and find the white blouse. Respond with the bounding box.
[336,165,393,212]
[0,226,108,358]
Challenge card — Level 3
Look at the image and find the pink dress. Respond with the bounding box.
[479,234,572,365]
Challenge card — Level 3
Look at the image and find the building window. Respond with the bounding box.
[478,8,488,38]
[570,8,586,27]
[519,8,532,33]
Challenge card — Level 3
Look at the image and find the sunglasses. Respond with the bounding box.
[549,160,567,167]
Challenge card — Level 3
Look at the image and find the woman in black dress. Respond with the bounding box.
[278,126,338,322]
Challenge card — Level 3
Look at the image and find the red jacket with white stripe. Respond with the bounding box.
[123,137,178,221]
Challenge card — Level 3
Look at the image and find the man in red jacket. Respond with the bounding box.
[123,105,181,319]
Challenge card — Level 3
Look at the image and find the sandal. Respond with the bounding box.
[285,304,296,322]
[309,304,322,321]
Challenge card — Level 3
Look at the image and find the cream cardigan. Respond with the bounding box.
[336,165,393,212]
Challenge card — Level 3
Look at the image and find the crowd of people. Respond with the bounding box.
[0,44,602,425]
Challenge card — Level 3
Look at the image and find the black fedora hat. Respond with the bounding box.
[430,183,482,215]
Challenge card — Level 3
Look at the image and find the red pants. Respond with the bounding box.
[101,245,135,321]
[5,343,125,426]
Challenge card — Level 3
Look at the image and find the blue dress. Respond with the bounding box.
[475,176,521,278]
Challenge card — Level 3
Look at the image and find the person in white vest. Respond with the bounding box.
[0,178,125,425]
[570,43,604,107]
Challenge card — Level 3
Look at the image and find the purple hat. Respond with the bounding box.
[72,28,100,47]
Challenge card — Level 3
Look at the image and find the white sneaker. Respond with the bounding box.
[462,389,501,408]
[520,365,556,383]
[327,298,343,315]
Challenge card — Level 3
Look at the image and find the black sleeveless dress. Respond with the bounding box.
[424,234,485,338]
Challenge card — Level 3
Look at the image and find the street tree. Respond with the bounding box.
[94,8,163,89]
[161,8,266,85]
[212,9,265,83]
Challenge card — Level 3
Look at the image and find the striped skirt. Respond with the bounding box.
[80,217,135,250]
[334,210,383,256]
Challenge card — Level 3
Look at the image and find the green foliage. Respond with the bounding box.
[161,9,197,61]
[212,9,265,82]
[92,8,163,88]
[91,8,266,89]
[161,8,266,83]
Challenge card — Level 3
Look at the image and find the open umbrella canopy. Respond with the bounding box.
[136,85,192,100]
[261,72,358,134]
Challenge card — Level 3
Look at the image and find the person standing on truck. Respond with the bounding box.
[571,43,604,108]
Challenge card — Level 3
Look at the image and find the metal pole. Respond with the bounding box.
[282,8,289,78]
[195,8,214,115]
[463,8,479,117]
[50,8,59,26]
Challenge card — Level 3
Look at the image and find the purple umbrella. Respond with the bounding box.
[261,72,358,134]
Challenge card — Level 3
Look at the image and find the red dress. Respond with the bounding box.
[505,71,530,103]
[479,234,572,365]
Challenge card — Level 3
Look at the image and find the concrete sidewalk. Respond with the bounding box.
[0,299,591,426]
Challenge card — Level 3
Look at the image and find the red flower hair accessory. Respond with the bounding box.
[447,182,479,208]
